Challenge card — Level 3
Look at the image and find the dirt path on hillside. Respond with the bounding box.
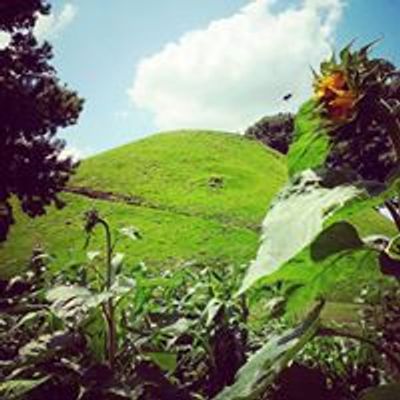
[64,186,260,233]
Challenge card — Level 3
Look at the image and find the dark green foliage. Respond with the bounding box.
[245,113,294,154]
[0,255,91,399]
[121,261,249,399]
[0,0,83,241]
[0,0,50,31]
[0,213,251,399]
[0,250,249,399]
[1,221,398,399]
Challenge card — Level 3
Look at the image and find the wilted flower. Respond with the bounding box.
[314,71,346,99]
[314,70,358,122]
[84,209,100,233]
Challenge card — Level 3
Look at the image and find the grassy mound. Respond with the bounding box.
[0,130,395,280]
[0,130,287,277]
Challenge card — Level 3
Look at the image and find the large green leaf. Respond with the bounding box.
[212,302,324,400]
[239,170,362,294]
[146,352,177,373]
[19,330,80,363]
[283,249,379,319]
[111,275,136,297]
[202,298,224,327]
[46,285,111,321]
[160,318,193,337]
[0,377,49,399]
[287,100,330,177]
[310,221,363,261]
[326,176,400,224]
[47,285,92,303]
[14,310,49,331]
[257,242,394,323]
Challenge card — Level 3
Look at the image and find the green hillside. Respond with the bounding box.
[0,130,396,279]
[0,130,286,277]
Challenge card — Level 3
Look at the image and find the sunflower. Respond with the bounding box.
[314,70,358,122]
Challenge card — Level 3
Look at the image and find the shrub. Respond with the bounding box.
[244,113,294,154]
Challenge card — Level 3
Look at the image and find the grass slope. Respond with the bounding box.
[0,130,396,282]
[0,131,286,277]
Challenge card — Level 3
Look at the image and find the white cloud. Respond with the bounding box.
[59,145,85,162]
[130,0,344,132]
[34,3,77,40]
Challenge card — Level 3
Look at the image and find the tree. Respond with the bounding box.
[0,0,83,241]
[244,113,294,154]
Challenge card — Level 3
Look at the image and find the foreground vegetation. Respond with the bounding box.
[1,210,399,399]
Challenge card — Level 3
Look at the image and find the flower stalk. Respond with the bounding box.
[84,210,117,369]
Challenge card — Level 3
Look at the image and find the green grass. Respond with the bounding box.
[0,130,287,277]
[74,130,286,225]
[2,193,260,277]
[0,130,396,284]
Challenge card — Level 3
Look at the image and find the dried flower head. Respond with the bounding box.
[84,209,100,234]
[314,70,358,122]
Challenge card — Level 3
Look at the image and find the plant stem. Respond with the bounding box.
[106,303,116,368]
[240,294,249,323]
[98,219,113,290]
[318,326,400,373]
[98,217,117,369]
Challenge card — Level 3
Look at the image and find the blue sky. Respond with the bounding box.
[36,0,400,157]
